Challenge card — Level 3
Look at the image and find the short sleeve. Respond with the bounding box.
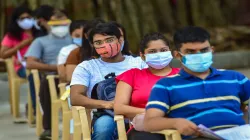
[65,47,80,65]
[146,78,170,113]
[24,38,43,59]
[238,74,250,105]
[70,61,91,87]
[116,68,138,87]
[57,47,68,65]
[1,34,14,47]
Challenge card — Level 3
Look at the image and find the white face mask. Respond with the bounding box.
[17,18,34,30]
[50,25,69,38]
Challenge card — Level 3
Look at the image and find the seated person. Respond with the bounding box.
[65,18,105,82]
[25,10,72,140]
[114,32,179,140]
[70,22,147,140]
[1,5,38,76]
[144,26,250,140]
[33,5,55,37]
[57,20,87,82]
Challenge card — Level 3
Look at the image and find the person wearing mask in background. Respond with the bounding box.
[0,5,38,77]
[64,18,105,82]
[144,26,250,140]
[0,5,39,121]
[57,20,87,82]
[114,32,180,140]
[25,10,72,140]
[70,22,147,140]
[33,5,54,37]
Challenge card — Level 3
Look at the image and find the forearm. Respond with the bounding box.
[114,104,145,119]
[70,93,108,109]
[144,117,178,132]
[1,47,19,59]
[26,60,57,71]
[57,65,67,82]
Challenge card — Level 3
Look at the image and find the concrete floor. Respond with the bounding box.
[0,68,249,140]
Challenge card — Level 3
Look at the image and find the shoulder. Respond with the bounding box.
[217,69,248,80]
[77,59,99,69]
[60,44,77,53]
[170,68,181,75]
[120,68,141,76]
[124,55,148,68]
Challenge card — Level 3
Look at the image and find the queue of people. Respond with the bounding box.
[1,4,249,140]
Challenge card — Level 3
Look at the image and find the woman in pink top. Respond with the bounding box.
[114,33,180,140]
[1,5,38,77]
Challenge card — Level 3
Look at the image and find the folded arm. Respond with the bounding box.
[26,56,57,71]
[70,84,113,109]
[114,81,144,119]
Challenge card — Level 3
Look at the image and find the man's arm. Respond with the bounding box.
[144,108,198,136]
[143,78,198,136]
[26,56,57,71]
[70,85,113,109]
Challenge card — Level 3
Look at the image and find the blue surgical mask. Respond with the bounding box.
[17,18,34,30]
[181,52,213,72]
[73,38,83,46]
[120,41,125,51]
[145,51,173,69]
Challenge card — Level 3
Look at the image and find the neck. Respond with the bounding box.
[148,65,172,76]
[24,29,32,35]
[183,66,211,79]
[101,52,125,63]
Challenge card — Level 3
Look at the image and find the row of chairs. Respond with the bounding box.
[5,57,181,140]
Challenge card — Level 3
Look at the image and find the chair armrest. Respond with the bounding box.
[46,75,59,80]
[114,115,127,140]
[58,83,67,89]
[153,130,181,140]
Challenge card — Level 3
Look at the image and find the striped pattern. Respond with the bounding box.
[146,68,250,132]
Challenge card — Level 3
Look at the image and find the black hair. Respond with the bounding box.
[69,20,87,35]
[7,5,36,40]
[140,32,170,53]
[80,18,105,61]
[33,5,54,21]
[173,26,210,50]
[109,21,131,55]
[83,18,106,35]
[88,22,121,43]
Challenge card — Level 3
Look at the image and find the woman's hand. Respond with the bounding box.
[132,113,145,131]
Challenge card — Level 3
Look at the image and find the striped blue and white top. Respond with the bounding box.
[146,67,250,130]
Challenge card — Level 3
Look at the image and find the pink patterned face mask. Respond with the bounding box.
[95,42,121,58]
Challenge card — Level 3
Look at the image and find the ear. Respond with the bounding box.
[174,50,181,60]
[211,46,215,53]
[118,38,123,44]
[140,52,145,61]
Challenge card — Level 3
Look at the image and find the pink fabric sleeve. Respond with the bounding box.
[1,34,14,48]
[115,68,138,87]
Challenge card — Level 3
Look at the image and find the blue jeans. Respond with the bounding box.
[92,115,117,140]
[17,67,36,115]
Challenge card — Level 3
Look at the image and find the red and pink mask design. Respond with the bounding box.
[95,42,121,58]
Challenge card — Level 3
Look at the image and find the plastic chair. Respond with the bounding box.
[114,115,181,140]
[26,70,35,127]
[5,58,32,121]
[31,69,43,136]
[5,58,27,118]
[59,83,72,140]
[72,106,92,140]
[46,75,60,140]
